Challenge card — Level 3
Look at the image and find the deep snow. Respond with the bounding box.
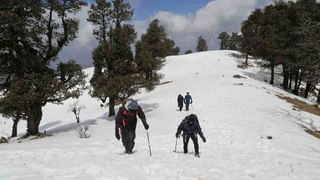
[1,50,320,180]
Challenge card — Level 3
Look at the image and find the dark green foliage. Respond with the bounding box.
[240,0,320,98]
[218,32,241,50]
[88,0,139,116]
[135,19,179,89]
[0,0,87,136]
[218,32,229,50]
[196,36,208,52]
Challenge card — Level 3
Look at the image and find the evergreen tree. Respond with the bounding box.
[240,9,264,65]
[135,19,179,89]
[0,0,87,136]
[218,32,229,50]
[196,36,208,52]
[88,0,138,116]
[240,0,320,99]
[228,32,242,50]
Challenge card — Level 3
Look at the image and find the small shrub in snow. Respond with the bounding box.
[78,125,91,138]
[69,101,86,124]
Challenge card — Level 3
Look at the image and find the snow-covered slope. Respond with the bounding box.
[1,50,320,180]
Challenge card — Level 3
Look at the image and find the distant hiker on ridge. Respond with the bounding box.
[115,99,149,154]
[175,114,206,157]
[184,92,193,111]
[177,94,184,111]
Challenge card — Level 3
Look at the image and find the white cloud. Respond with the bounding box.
[128,0,142,9]
[61,0,320,66]
[74,6,96,47]
[59,6,97,68]
[149,0,257,52]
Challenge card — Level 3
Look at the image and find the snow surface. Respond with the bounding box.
[1,50,320,180]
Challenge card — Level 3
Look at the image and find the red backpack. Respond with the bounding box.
[120,109,136,127]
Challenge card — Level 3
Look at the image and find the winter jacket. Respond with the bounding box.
[177,95,184,106]
[184,94,192,104]
[176,114,204,139]
[115,106,148,132]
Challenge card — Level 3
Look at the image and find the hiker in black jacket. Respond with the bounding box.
[115,99,149,154]
[177,94,184,111]
[175,114,206,157]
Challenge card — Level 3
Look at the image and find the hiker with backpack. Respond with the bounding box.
[175,114,206,157]
[115,99,149,154]
[184,92,193,111]
[177,94,184,111]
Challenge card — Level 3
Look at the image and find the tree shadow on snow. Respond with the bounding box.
[139,102,159,114]
[46,119,97,134]
[39,121,62,132]
[91,102,159,123]
[242,69,283,87]
[267,107,319,132]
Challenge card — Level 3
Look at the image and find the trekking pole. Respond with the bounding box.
[173,137,178,152]
[146,130,152,157]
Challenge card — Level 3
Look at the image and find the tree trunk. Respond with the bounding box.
[245,53,249,65]
[317,89,320,104]
[26,103,43,136]
[282,64,289,90]
[293,69,300,95]
[108,96,115,117]
[11,118,20,138]
[289,70,293,90]
[269,59,275,85]
[296,75,303,96]
[304,81,312,98]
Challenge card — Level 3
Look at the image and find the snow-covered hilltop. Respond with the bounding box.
[1,50,320,180]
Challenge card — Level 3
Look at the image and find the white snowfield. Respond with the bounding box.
[1,50,320,180]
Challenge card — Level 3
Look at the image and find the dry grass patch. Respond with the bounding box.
[276,95,320,116]
[233,74,246,79]
[231,53,247,59]
[237,63,253,69]
[305,129,320,139]
[277,95,320,139]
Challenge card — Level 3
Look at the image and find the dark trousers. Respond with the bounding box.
[121,128,136,153]
[185,103,190,111]
[178,103,183,111]
[183,133,199,154]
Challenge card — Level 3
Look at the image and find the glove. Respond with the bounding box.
[115,130,120,140]
[144,124,149,130]
[202,136,206,143]
[175,132,180,138]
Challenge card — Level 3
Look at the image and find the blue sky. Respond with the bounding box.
[129,0,211,20]
[61,0,273,67]
[85,0,211,20]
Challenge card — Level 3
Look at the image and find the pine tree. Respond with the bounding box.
[240,0,320,99]
[88,0,138,116]
[196,36,208,52]
[0,0,87,136]
[135,19,179,89]
[218,32,229,50]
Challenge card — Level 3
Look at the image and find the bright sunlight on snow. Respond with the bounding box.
[1,50,320,180]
